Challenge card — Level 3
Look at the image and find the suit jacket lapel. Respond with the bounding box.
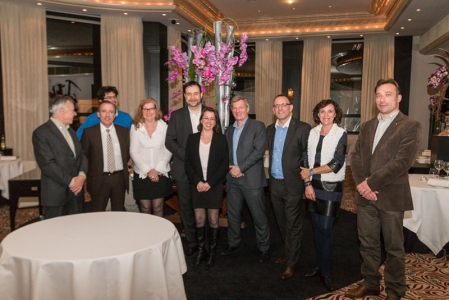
[48,120,75,154]
[283,119,295,156]
[372,112,404,156]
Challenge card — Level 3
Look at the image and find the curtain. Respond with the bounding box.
[255,41,283,126]
[0,2,48,161]
[361,36,394,122]
[101,15,145,119]
[300,38,331,126]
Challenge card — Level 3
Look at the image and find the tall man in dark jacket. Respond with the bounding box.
[221,95,270,262]
[267,94,311,279]
[346,79,422,300]
[166,81,205,257]
[32,95,88,219]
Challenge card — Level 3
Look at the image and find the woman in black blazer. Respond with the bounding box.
[185,107,229,269]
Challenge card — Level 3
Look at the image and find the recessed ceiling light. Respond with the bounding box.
[71,21,75,24]
[401,27,404,29]
[408,18,412,21]
[292,7,295,10]
[416,8,421,12]
[396,32,400,35]
[329,6,332,8]
[82,9,87,12]
[327,36,330,38]
[258,10,261,13]
[188,29,191,32]
[360,34,363,37]
[288,0,293,3]
[296,37,299,40]
[37,2,42,5]
[162,14,166,16]
[124,13,128,15]
[266,38,269,41]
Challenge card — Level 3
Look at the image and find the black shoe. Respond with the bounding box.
[321,275,335,292]
[220,245,238,256]
[184,246,198,257]
[258,251,270,263]
[304,267,320,277]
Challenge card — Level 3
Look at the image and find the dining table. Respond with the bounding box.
[0,212,187,300]
[0,157,23,199]
[404,174,449,255]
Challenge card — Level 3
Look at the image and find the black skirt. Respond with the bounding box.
[307,198,341,217]
[132,173,173,200]
[191,183,224,209]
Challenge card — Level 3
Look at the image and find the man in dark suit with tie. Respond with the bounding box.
[221,95,271,262]
[32,95,88,219]
[346,79,422,300]
[81,101,130,212]
[266,94,311,279]
[166,81,205,257]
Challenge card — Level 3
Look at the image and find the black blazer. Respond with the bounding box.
[184,132,229,188]
[32,120,88,206]
[166,105,206,182]
[266,117,311,196]
[81,124,130,195]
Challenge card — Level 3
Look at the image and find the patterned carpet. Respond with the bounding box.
[1,168,449,299]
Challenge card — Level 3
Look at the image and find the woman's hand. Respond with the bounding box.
[148,169,159,182]
[305,185,316,201]
[300,167,310,181]
[197,182,210,192]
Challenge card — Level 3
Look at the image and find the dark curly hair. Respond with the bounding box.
[312,99,343,125]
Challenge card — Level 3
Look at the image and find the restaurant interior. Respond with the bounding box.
[1,0,449,299]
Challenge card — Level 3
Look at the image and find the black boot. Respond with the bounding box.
[194,226,207,266]
[206,227,220,269]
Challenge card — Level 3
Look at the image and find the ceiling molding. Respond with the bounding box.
[419,13,449,54]
[369,0,391,16]
[384,0,413,31]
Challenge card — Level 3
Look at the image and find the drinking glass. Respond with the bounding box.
[434,160,444,178]
[429,168,439,179]
[443,162,449,180]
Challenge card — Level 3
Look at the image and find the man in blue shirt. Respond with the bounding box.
[76,86,133,140]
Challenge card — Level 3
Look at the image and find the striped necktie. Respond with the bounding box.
[106,129,115,173]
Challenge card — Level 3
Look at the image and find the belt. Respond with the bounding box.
[271,177,284,182]
[103,170,123,176]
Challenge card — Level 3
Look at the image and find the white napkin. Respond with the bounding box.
[427,178,449,188]
[0,155,17,161]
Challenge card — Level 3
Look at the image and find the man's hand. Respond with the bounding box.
[70,175,85,196]
[357,179,378,201]
[229,165,244,178]
[300,167,310,181]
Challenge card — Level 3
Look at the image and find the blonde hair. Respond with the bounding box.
[133,98,162,129]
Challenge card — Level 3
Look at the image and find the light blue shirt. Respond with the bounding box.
[76,109,133,140]
[232,117,248,167]
[270,116,291,179]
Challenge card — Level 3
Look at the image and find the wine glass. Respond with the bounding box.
[429,168,439,179]
[442,162,449,180]
[434,160,444,178]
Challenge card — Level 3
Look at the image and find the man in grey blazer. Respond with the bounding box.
[267,94,311,279]
[81,101,130,212]
[346,79,422,300]
[221,95,270,262]
[32,95,88,219]
[166,81,205,257]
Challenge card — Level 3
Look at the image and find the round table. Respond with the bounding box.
[0,212,187,300]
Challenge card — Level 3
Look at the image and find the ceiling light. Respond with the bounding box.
[71,21,75,24]
[360,34,363,37]
[162,14,166,16]
[329,6,332,8]
[258,10,261,13]
[296,37,299,40]
[327,36,330,38]
[37,2,42,5]
[188,29,191,32]
[82,9,87,12]
[292,8,295,10]
[401,27,404,29]
[396,32,400,35]
[124,13,128,15]
[266,39,269,41]
[416,9,421,12]
[288,0,293,3]
[408,19,411,21]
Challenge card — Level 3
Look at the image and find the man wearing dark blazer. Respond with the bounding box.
[166,81,205,257]
[346,79,422,300]
[267,94,311,279]
[221,95,270,262]
[32,95,88,219]
[81,101,130,212]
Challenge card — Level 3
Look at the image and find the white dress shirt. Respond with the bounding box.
[100,123,124,172]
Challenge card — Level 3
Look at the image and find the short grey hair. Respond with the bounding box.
[230,95,250,109]
[49,95,74,116]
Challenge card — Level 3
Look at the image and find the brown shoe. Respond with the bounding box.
[345,284,380,298]
[275,257,286,264]
[281,267,295,280]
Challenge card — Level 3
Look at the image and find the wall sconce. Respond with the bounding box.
[287,88,294,100]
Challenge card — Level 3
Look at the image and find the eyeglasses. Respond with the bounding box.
[202,117,216,122]
[104,96,117,100]
[142,107,156,112]
[273,103,291,108]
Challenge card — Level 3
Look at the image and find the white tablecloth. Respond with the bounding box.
[0,158,23,199]
[0,212,187,300]
[404,174,449,255]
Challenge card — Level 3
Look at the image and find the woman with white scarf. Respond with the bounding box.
[300,99,347,292]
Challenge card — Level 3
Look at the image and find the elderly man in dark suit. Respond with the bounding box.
[346,79,422,300]
[166,81,206,257]
[81,101,130,212]
[221,95,270,262]
[32,95,88,219]
[267,94,311,279]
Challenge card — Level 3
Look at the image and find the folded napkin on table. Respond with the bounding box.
[0,155,17,161]
[427,178,449,188]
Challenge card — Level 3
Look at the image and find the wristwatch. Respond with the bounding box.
[309,169,314,176]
